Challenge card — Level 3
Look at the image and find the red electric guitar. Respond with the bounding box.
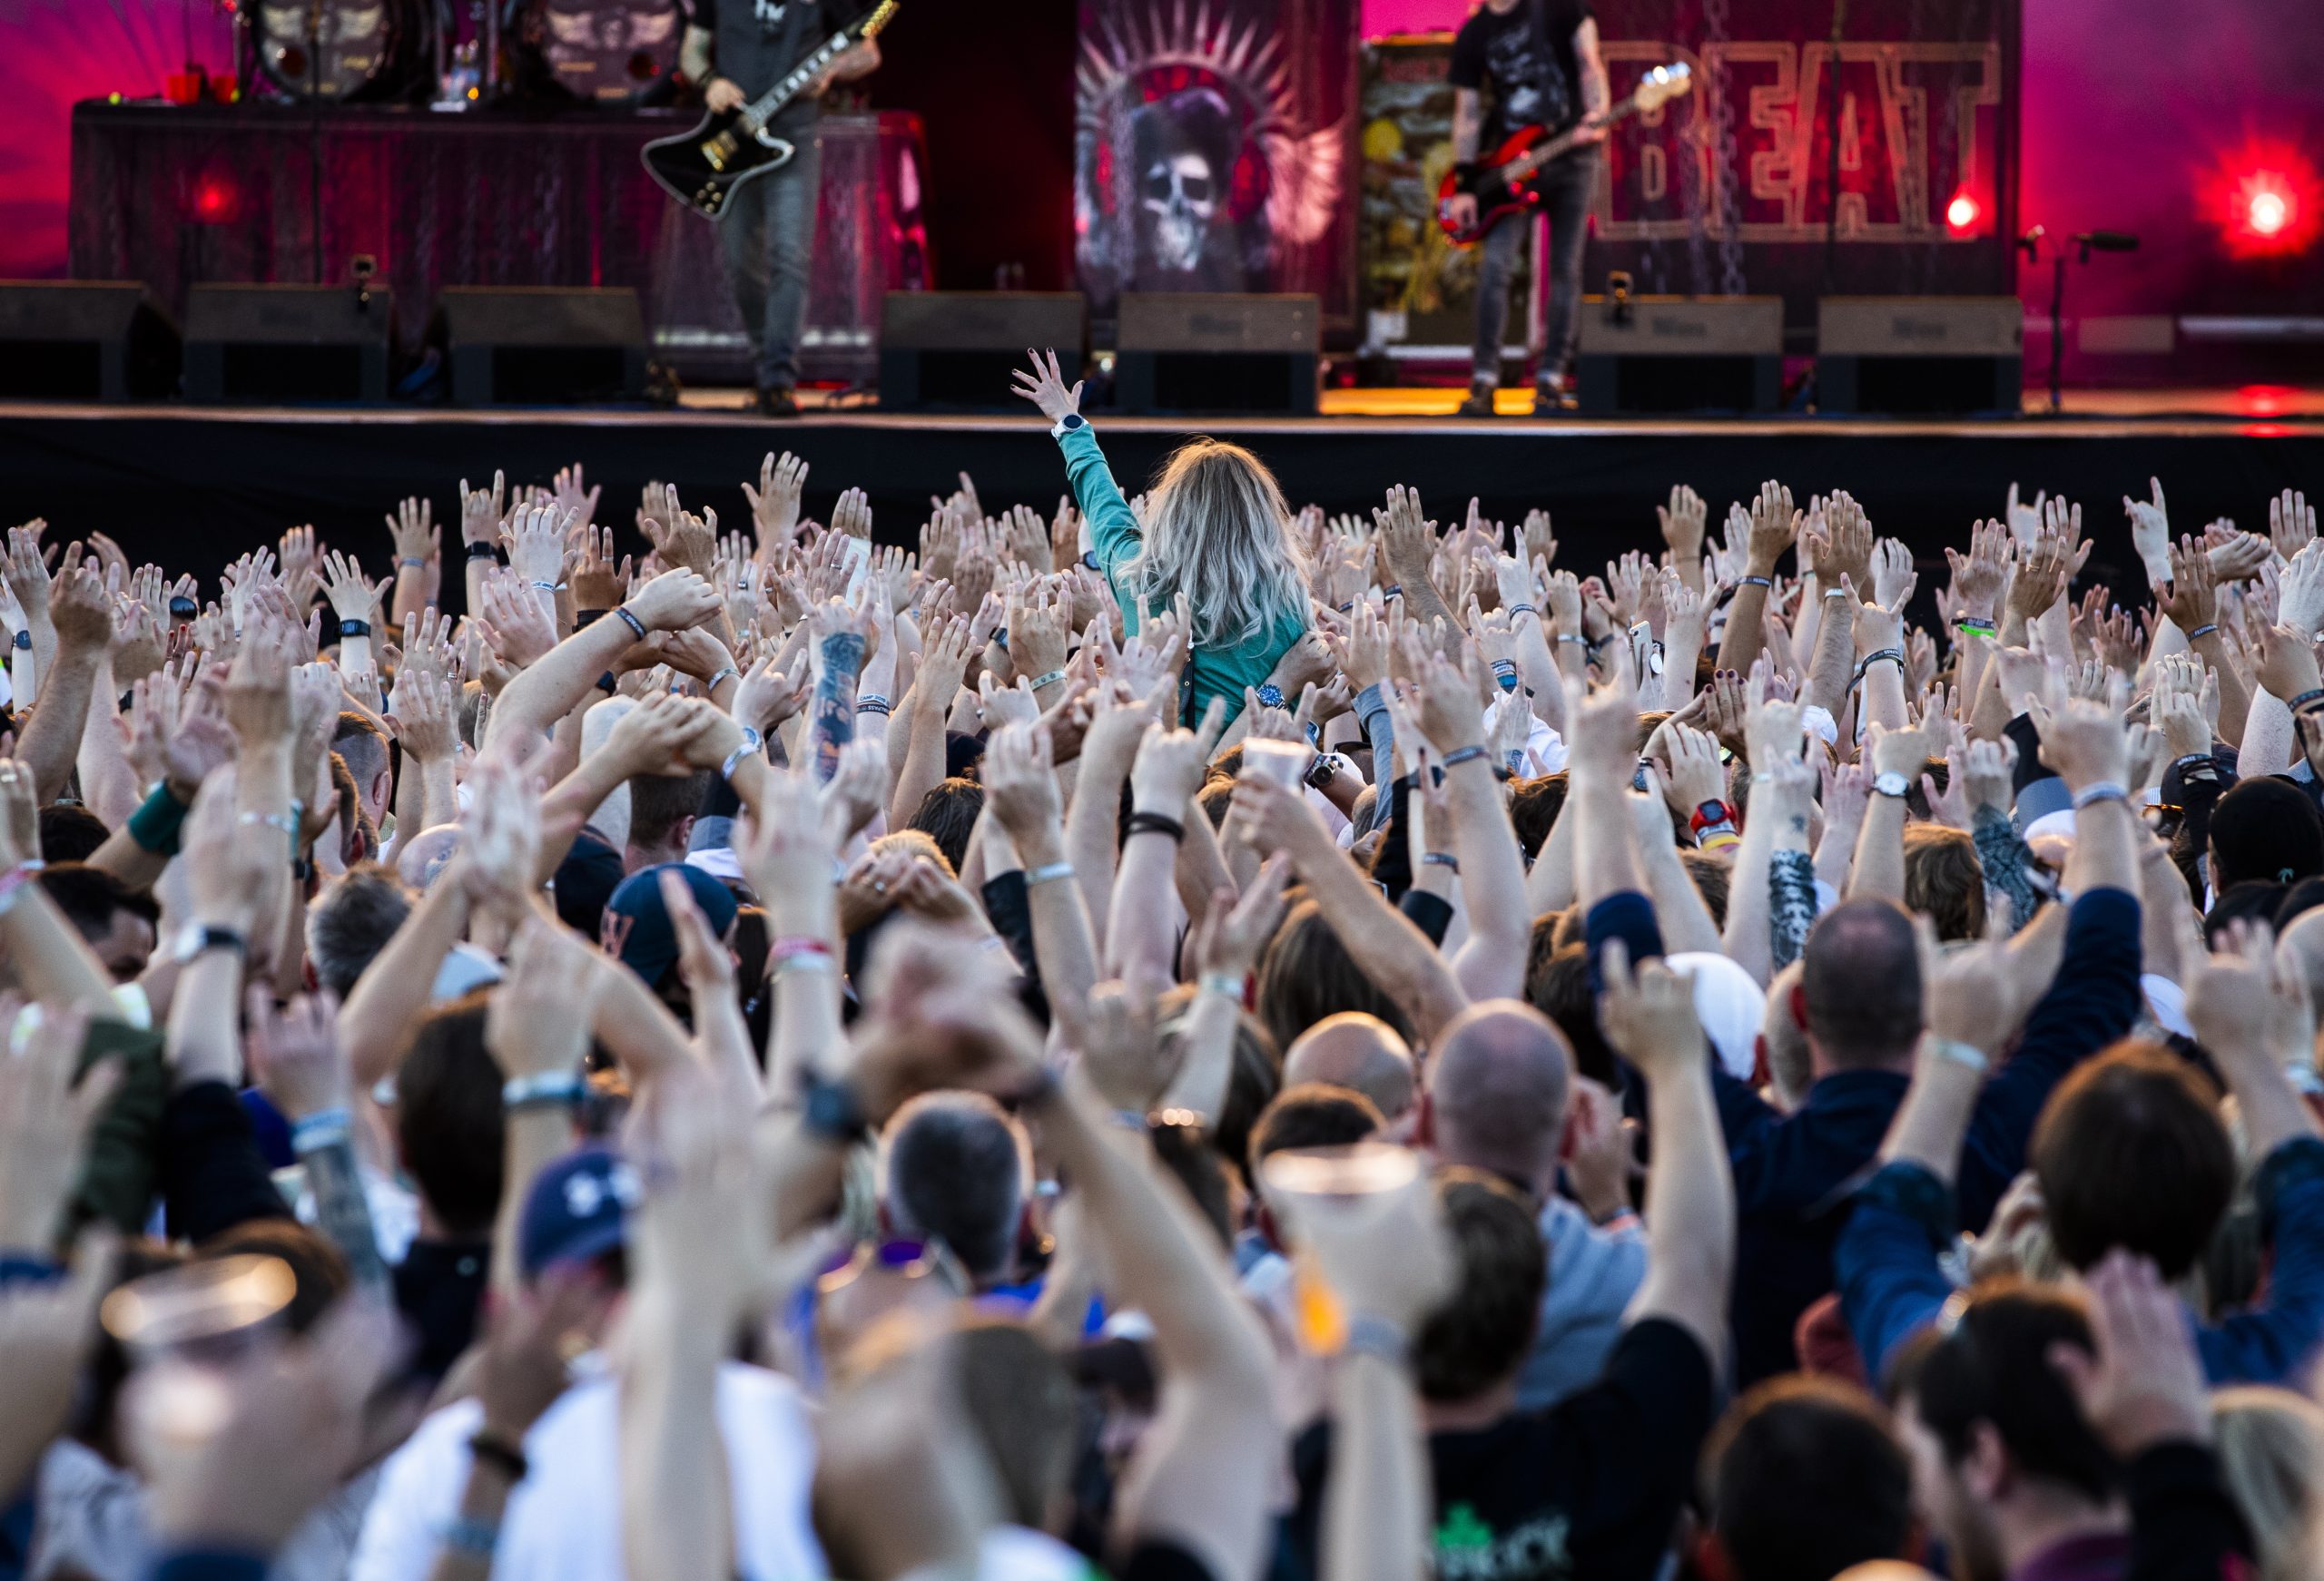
[1436,62,1691,247]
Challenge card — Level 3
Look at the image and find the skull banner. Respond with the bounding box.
[1075,0,1361,329]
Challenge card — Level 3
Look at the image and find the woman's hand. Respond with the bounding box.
[1010,349,1084,425]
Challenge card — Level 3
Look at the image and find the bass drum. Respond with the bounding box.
[251,0,413,100]
[512,0,692,104]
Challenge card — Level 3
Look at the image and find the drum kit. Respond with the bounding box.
[242,0,692,104]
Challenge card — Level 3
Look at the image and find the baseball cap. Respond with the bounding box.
[601,862,740,988]
[518,1145,640,1279]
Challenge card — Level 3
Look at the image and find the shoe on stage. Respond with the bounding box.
[1531,373,1577,415]
[1455,383,1498,417]
[754,386,801,417]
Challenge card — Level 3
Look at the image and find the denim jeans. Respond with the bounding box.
[717,128,822,392]
[1470,147,1599,388]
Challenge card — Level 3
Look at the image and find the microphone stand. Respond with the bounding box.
[1819,0,1847,297]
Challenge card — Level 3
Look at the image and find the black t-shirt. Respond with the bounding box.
[1286,1320,1714,1581]
[393,1238,492,1384]
[704,0,831,126]
[1447,0,1592,151]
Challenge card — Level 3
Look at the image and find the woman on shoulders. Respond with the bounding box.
[1013,349,1309,728]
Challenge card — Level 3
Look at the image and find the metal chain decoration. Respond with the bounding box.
[1699,0,1749,295]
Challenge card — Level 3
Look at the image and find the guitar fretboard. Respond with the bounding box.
[740,30,855,132]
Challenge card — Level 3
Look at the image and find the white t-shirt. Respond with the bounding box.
[350,1361,822,1581]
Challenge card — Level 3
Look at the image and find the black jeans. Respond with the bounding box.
[717,127,823,392]
[1471,147,1599,388]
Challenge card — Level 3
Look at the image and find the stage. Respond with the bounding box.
[5,389,2317,615]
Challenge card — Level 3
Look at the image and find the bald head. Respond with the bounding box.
[395,824,464,891]
[1285,1013,1416,1121]
[1424,999,1573,1196]
[2279,908,2324,1021]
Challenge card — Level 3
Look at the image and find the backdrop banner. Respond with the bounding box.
[1359,0,2017,349]
[1074,0,1363,332]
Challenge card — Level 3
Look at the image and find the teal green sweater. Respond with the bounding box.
[1055,421,1305,727]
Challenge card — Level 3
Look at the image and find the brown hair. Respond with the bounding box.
[1256,897,1413,1056]
[2032,1040,2233,1281]
[1415,1169,1545,1402]
[1905,824,1987,941]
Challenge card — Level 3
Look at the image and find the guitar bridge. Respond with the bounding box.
[703,133,737,172]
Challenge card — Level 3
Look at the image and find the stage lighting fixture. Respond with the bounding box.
[2248,188,2289,238]
[2206,143,2317,257]
[1945,191,1980,232]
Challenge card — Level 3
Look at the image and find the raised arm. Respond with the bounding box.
[1106,699,1225,997]
[486,569,720,750]
[1715,482,1797,675]
[1599,943,1736,1358]
[982,721,1102,1047]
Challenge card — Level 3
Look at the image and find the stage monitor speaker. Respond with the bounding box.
[1575,296,1785,414]
[0,281,179,401]
[1817,297,2023,415]
[880,292,1088,410]
[1114,293,1319,416]
[435,288,647,405]
[183,284,393,404]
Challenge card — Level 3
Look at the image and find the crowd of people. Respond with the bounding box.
[0,350,2319,1581]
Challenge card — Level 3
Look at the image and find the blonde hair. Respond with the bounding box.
[1120,438,1309,650]
[2212,1386,2324,1581]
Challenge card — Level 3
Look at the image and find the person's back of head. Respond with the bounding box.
[1423,999,1572,1197]
[1761,960,1812,1108]
[1801,899,1923,1072]
[1507,772,1568,862]
[1904,824,1987,942]
[2211,776,2324,889]
[1891,1281,2118,1574]
[1284,1013,1415,1123]
[1524,936,1620,1088]
[1703,1375,1915,1581]
[880,1092,1030,1287]
[333,711,392,821]
[38,802,107,864]
[1129,437,1305,649]
[2031,1040,2233,1281]
[1679,849,1730,929]
[1247,1081,1384,1186]
[953,1319,1079,1535]
[907,778,984,875]
[1415,1169,1546,1405]
[37,862,159,981]
[306,862,415,998]
[2276,906,2324,1022]
[394,992,506,1239]
[2211,1386,2324,1581]
[1256,898,1413,1055]
[625,770,712,866]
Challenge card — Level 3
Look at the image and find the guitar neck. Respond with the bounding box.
[739,27,857,131]
[1509,93,1645,177]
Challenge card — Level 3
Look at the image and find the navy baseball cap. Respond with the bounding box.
[518,1146,640,1279]
[602,862,740,988]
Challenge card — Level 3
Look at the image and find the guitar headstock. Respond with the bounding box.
[1634,61,1692,113]
[857,0,899,38]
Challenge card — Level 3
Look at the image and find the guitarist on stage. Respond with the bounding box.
[680,0,881,417]
[1444,0,1609,416]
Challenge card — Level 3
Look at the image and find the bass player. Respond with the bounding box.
[1443,0,1609,416]
[681,0,881,417]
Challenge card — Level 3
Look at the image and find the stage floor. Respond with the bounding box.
[3,388,2318,604]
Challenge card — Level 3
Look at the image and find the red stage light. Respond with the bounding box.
[2205,142,2318,258]
[1945,191,1980,231]
[192,178,237,223]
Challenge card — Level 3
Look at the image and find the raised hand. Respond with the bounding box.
[551,462,601,527]
[2270,487,2317,562]
[1597,941,1706,1081]
[458,470,507,547]
[743,450,809,551]
[1743,480,1798,578]
[1010,348,1084,424]
[1657,484,1707,562]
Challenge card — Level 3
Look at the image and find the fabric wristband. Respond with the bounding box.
[127,781,192,856]
[465,540,500,563]
[611,605,648,641]
[338,618,370,638]
[1342,1313,1412,1368]
[1928,1037,1991,1074]
[290,1106,352,1153]
[501,1071,585,1112]
[2071,781,2130,810]
[1024,860,1075,887]
[2185,623,2219,641]
[1126,810,1185,842]
[1738,574,1773,589]
[1029,669,1068,691]
[2290,688,2324,712]
[1440,744,1490,770]
[1422,851,1460,872]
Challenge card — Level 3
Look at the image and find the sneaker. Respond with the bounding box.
[1531,374,1576,415]
[1455,384,1498,417]
[754,386,800,417]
